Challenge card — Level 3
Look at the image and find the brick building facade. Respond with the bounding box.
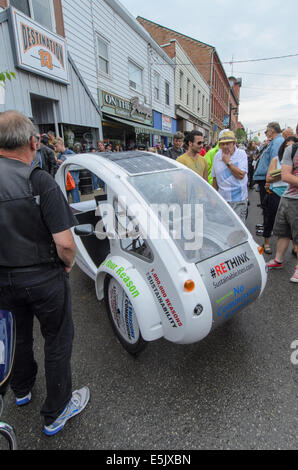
[137,17,242,142]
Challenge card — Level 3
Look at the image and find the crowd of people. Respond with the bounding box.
[163,125,298,284]
[33,124,298,285]
[248,123,298,284]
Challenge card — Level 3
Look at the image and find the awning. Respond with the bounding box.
[103,114,173,137]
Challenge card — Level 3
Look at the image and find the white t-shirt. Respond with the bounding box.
[212,148,248,202]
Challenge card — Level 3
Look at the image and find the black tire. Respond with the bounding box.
[104,275,147,355]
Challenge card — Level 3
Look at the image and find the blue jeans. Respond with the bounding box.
[0,265,74,426]
[68,170,80,203]
[92,173,104,191]
[92,173,99,190]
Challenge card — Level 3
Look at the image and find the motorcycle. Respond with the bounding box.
[0,310,17,450]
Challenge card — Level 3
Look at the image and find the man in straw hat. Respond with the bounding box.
[212,130,248,223]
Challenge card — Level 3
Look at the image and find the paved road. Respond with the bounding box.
[1,189,297,450]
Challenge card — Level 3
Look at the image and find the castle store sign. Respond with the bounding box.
[100,90,153,126]
[10,8,69,84]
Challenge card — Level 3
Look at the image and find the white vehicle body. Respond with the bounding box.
[56,151,267,352]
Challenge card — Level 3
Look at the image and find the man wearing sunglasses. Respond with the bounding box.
[176,130,208,181]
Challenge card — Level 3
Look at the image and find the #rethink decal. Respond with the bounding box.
[210,252,254,289]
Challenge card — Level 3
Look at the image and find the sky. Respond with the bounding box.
[120,0,298,141]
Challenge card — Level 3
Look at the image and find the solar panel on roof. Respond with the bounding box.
[98,151,176,175]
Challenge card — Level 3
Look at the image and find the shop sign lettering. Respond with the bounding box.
[10,9,69,84]
[101,90,153,124]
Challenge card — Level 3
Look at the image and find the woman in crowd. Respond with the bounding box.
[247,141,258,189]
[262,135,298,254]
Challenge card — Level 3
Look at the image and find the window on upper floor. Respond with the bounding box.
[97,35,110,76]
[186,79,190,106]
[202,95,205,116]
[128,60,143,94]
[197,90,201,112]
[165,81,170,106]
[9,0,56,31]
[192,85,196,111]
[154,72,160,101]
[179,71,183,101]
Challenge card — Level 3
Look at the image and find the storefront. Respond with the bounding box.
[152,111,177,148]
[0,7,102,150]
[100,89,175,149]
[176,106,210,141]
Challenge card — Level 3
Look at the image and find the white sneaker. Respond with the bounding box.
[44,387,90,436]
[16,392,32,406]
[290,267,298,283]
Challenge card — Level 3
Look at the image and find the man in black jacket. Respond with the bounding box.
[0,111,90,436]
[34,134,57,177]
[165,131,185,160]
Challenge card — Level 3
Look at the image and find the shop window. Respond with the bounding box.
[97,35,110,76]
[9,0,55,31]
[9,0,30,16]
[154,72,160,101]
[128,60,143,94]
[31,0,54,30]
[165,81,170,106]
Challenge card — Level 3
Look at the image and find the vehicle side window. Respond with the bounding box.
[63,165,107,209]
[113,199,153,262]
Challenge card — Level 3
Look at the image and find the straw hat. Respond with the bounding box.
[218,130,236,144]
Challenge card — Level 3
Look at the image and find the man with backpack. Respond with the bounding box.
[267,142,298,283]
[253,122,284,209]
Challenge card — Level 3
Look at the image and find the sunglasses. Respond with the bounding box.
[197,141,204,145]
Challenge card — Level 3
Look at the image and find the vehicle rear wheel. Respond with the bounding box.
[104,275,147,355]
[0,423,18,450]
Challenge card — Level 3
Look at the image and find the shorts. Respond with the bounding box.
[273,197,298,244]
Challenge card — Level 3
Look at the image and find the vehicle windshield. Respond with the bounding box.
[128,169,248,263]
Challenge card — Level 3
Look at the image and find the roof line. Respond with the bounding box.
[137,17,234,86]
[137,16,215,50]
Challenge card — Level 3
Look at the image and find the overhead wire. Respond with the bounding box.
[155,52,298,67]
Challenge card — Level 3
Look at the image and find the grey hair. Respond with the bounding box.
[0,110,38,150]
[267,122,282,134]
